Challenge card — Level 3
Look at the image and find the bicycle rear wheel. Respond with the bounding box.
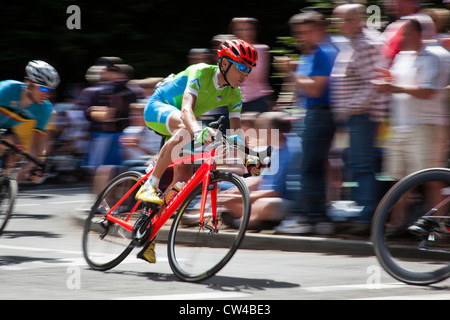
[168,172,250,282]
[372,168,450,285]
[83,171,146,271]
[0,177,17,235]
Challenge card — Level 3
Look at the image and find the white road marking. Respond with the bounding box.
[15,200,89,207]
[0,244,166,270]
[0,258,88,271]
[0,244,83,255]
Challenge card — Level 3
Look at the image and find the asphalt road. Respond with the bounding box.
[0,182,449,305]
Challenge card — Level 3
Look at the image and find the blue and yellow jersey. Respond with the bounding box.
[0,80,53,136]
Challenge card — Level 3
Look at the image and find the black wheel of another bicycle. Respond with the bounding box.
[372,168,450,285]
[83,171,145,271]
[168,172,250,282]
[0,177,17,236]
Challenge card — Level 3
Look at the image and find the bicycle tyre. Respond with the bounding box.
[83,171,145,271]
[372,168,450,285]
[167,171,251,282]
[0,177,18,235]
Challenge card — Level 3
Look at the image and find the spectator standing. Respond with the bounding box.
[77,57,123,111]
[93,102,161,195]
[330,4,389,231]
[374,18,450,230]
[229,17,274,113]
[274,11,337,234]
[83,63,137,170]
[382,0,436,64]
[188,48,212,65]
[422,8,450,50]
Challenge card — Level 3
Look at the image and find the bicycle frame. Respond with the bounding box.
[0,137,46,179]
[105,146,219,241]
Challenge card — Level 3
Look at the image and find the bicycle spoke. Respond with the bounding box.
[83,171,145,270]
[0,178,17,235]
[168,172,250,282]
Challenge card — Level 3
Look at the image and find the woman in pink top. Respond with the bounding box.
[229,17,274,113]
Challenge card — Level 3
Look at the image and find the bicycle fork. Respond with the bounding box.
[198,168,219,232]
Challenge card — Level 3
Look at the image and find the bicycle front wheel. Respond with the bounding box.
[372,168,450,285]
[83,171,145,271]
[0,177,18,235]
[168,172,250,282]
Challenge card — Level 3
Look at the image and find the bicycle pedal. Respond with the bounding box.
[408,224,428,237]
[143,202,161,211]
[132,215,153,247]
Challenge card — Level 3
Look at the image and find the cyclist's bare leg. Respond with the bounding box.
[0,134,20,176]
[171,162,193,188]
[149,113,191,183]
[137,115,193,262]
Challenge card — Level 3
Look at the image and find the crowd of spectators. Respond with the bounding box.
[36,1,450,237]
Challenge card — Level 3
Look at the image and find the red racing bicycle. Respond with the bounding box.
[82,116,271,282]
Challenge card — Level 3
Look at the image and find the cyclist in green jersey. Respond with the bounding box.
[135,39,260,264]
[136,39,259,204]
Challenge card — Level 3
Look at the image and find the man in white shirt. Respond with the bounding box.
[376,17,450,179]
[374,17,450,230]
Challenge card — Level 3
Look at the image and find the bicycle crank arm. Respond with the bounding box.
[200,222,218,234]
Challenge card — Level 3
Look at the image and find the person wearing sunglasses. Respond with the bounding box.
[0,60,60,179]
[135,39,259,264]
[138,38,258,201]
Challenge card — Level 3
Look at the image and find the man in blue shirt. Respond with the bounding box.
[0,60,60,177]
[274,11,337,234]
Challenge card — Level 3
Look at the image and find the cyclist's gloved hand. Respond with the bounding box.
[194,127,215,144]
[245,156,262,176]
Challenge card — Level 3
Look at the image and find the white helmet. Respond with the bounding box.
[25,60,60,88]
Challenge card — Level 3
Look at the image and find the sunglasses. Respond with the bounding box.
[226,59,252,74]
[37,85,55,93]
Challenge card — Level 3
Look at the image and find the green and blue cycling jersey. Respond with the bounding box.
[0,80,53,135]
[144,63,242,136]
